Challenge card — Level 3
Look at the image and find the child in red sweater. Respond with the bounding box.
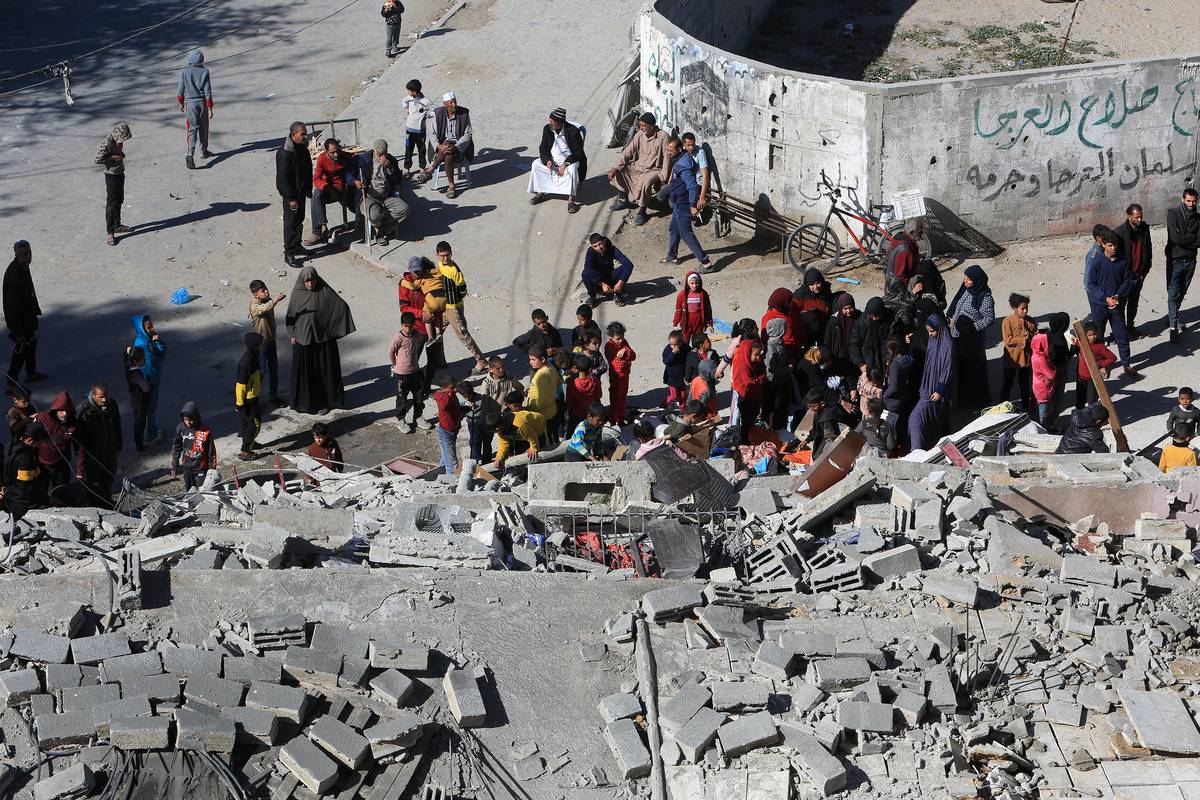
[672,271,713,342]
[566,355,602,434]
[433,373,466,475]
[1074,320,1117,409]
[603,321,636,425]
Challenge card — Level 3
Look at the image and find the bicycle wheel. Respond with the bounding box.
[918,230,934,259]
[787,223,842,272]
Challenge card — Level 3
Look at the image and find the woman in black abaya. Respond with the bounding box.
[286,266,356,414]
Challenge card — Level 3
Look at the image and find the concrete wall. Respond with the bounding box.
[640,11,876,223]
[877,59,1200,241]
[641,1,1200,242]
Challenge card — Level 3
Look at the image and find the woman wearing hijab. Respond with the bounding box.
[947,265,995,410]
[285,267,356,414]
[793,268,833,344]
[909,260,946,308]
[908,315,956,451]
[824,293,860,380]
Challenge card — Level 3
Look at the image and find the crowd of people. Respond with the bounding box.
[11,24,1200,520]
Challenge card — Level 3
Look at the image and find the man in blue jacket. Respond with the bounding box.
[131,314,167,441]
[349,140,409,247]
[1085,230,1137,377]
[661,137,713,274]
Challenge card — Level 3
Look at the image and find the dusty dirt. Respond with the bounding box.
[749,0,1200,82]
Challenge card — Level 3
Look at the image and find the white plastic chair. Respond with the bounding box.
[430,145,472,191]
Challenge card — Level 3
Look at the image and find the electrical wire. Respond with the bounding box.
[0,0,218,83]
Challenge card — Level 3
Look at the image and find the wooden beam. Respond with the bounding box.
[1072,319,1130,453]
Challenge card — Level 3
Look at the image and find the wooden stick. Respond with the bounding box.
[1072,318,1130,452]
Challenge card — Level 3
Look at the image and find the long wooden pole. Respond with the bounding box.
[1072,318,1130,452]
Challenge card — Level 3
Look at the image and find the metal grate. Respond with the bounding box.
[545,510,744,578]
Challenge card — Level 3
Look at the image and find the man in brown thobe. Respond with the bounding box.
[608,112,672,226]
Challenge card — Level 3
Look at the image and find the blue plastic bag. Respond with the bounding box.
[169,287,194,305]
[713,318,733,335]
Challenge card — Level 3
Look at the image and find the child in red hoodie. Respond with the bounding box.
[603,321,636,425]
[566,355,602,434]
[731,339,766,444]
[672,271,713,342]
[1074,320,1117,409]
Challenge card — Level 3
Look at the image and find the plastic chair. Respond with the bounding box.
[430,144,472,191]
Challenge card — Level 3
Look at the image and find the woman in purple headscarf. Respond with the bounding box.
[908,314,956,451]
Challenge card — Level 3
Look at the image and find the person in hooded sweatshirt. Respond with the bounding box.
[763,317,795,429]
[170,401,216,490]
[850,297,891,379]
[177,49,214,170]
[131,314,166,442]
[908,315,956,452]
[762,287,801,358]
[947,265,995,410]
[673,271,713,343]
[1043,312,1072,432]
[235,332,263,460]
[95,122,132,246]
[1056,403,1110,455]
[5,420,48,520]
[285,267,356,415]
[34,390,78,502]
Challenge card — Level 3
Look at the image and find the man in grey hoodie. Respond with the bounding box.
[177,49,214,170]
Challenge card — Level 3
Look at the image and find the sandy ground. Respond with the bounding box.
[0,0,1190,501]
[750,0,1200,81]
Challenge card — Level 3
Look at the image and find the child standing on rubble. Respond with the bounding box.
[1031,328,1055,431]
[565,354,602,435]
[661,330,690,410]
[604,322,636,426]
[1000,292,1035,413]
[433,373,465,475]
[170,401,216,491]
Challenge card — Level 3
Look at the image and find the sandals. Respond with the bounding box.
[113,225,130,233]
[660,256,681,265]
[106,234,116,246]
[567,201,580,214]
[446,187,457,199]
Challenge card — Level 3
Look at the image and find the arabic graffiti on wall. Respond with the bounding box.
[647,44,676,84]
[974,78,1160,150]
[965,142,1197,203]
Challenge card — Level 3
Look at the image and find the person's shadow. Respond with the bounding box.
[203,138,281,168]
[127,201,269,236]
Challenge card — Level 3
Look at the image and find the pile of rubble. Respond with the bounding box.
[0,607,498,799]
[7,436,1200,798]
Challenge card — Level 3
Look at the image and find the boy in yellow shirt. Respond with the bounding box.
[1159,423,1198,473]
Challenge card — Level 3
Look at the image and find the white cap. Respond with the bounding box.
[442,91,456,102]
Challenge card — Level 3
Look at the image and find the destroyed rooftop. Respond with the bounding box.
[6,430,1200,800]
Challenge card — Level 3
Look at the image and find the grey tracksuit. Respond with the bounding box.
[177,50,213,156]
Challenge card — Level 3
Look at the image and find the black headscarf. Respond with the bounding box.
[949,264,992,314]
[285,266,356,346]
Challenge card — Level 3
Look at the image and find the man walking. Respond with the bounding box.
[74,382,121,508]
[1166,188,1200,343]
[275,122,313,269]
[1114,203,1152,338]
[177,49,214,170]
[95,122,132,246]
[3,241,46,392]
[661,137,713,272]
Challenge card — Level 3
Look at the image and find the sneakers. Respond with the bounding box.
[610,199,635,212]
[419,418,435,430]
[614,294,628,307]
[633,211,648,226]
[186,155,195,170]
[284,254,302,269]
[530,193,548,205]
[201,150,215,159]
[1171,328,1180,343]
[471,361,488,375]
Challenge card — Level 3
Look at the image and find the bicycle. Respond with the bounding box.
[786,170,931,272]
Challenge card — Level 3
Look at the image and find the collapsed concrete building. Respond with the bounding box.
[4,431,1200,799]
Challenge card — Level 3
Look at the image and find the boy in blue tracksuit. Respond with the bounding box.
[131,314,167,441]
[1084,230,1136,377]
[176,50,214,170]
[662,137,713,272]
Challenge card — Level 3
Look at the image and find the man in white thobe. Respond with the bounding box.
[529,107,588,214]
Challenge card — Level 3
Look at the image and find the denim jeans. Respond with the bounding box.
[1168,256,1197,330]
[667,206,707,263]
[1089,302,1130,365]
[385,18,400,53]
[436,426,458,475]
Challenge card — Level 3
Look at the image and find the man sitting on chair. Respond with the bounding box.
[529,107,587,214]
[416,91,473,200]
[349,139,409,247]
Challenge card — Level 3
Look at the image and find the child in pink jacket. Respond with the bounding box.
[1031,331,1055,430]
